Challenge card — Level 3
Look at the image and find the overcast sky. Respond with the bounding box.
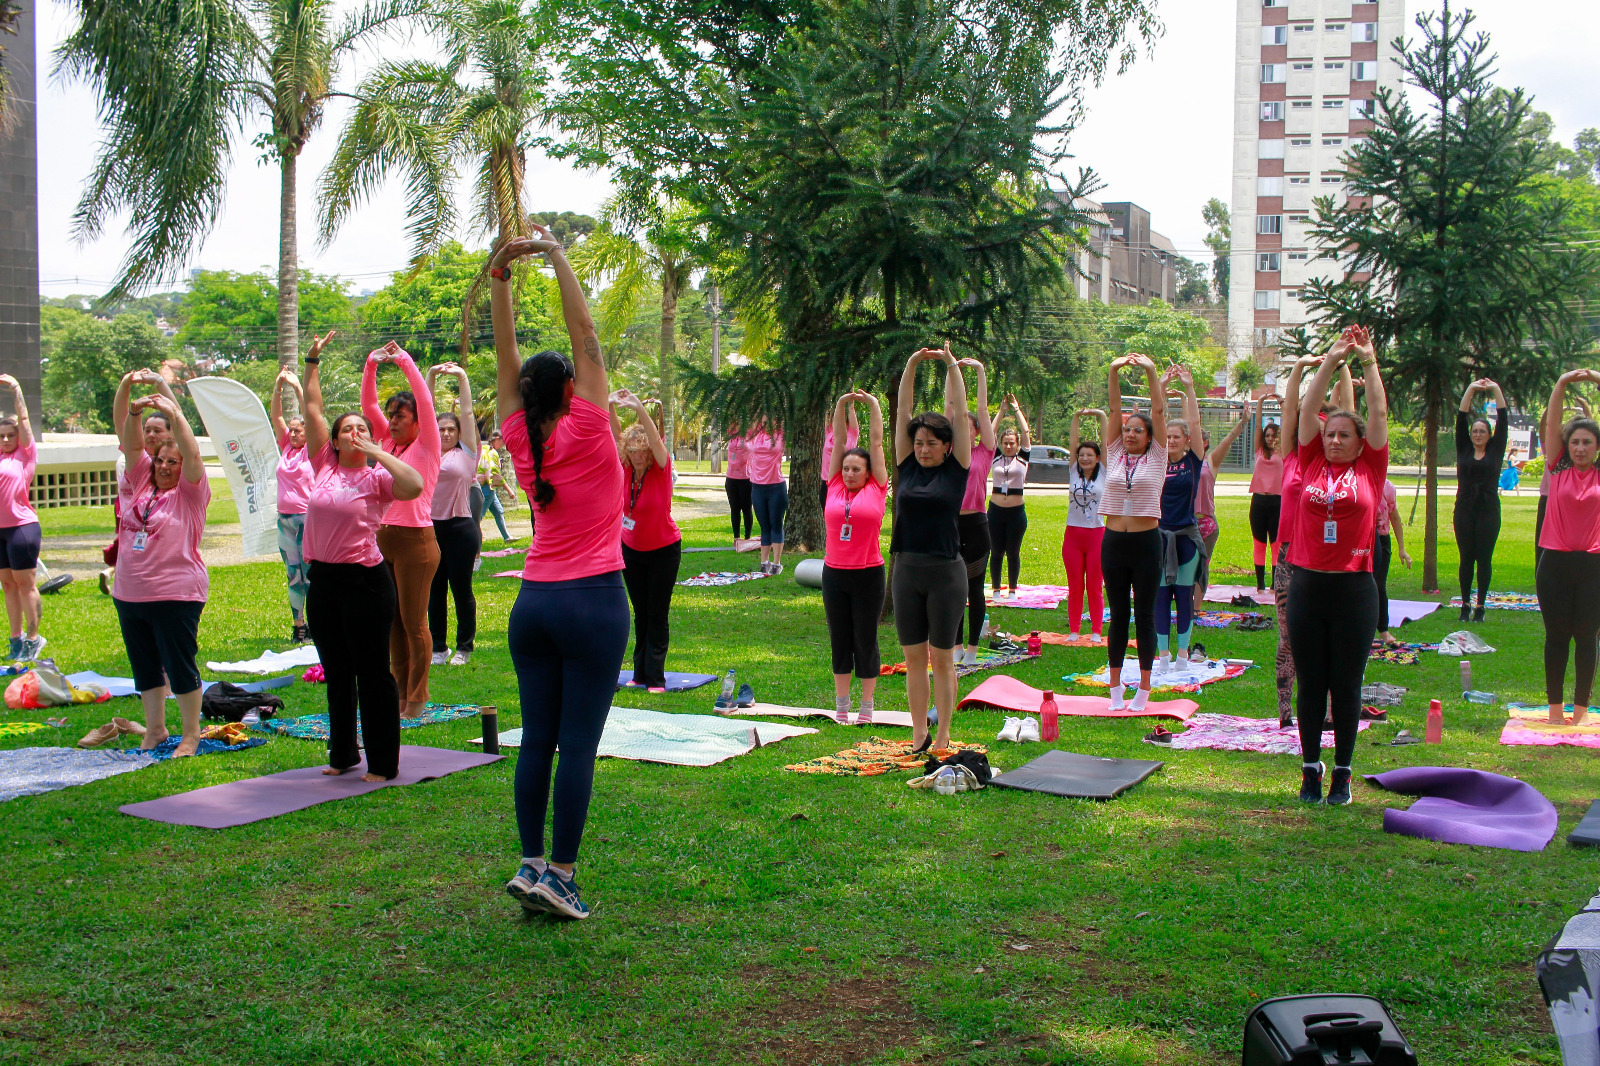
[31,0,1600,297]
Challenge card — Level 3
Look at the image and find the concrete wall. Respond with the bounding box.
[0,3,39,418]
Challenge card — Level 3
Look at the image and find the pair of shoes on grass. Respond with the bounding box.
[506,860,590,920]
[1299,763,1354,806]
[430,648,472,666]
[712,669,755,712]
[6,634,45,662]
[996,716,1039,743]
[908,764,981,794]
[78,717,145,748]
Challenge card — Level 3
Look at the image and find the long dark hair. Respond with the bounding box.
[1074,439,1102,482]
[1557,418,1600,471]
[385,391,417,421]
[521,350,575,509]
[1256,418,1279,458]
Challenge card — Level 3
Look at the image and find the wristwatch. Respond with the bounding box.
[490,266,512,282]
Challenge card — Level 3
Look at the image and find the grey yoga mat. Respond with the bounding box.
[119,746,503,828]
[988,749,1164,800]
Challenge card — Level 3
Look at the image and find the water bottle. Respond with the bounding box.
[242,708,260,727]
[1459,660,1471,691]
[1463,690,1496,705]
[719,669,737,702]
[1040,689,1059,742]
[927,704,938,727]
[1426,699,1443,743]
[1027,630,1042,656]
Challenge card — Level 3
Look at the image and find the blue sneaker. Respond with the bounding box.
[5,636,20,660]
[531,869,591,920]
[505,864,552,913]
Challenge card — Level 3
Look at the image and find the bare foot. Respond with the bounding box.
[172,735,200,758]
[400,710,422,720]
[322,765,355,776]
[140,730,170,751]
[1574,708,1590,726]
[360,772,388,783]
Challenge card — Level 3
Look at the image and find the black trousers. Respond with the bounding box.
[622,539,681,687]
[1537,549,1600,707]
[1102,528,1160,673]
[1537,495,1548,568]
[955,511,990,646]
[725,477,753,539]
[987,503,1028,591]
[1454,501,1500,608]
[1374,534,1392,633]
[1249,493,1282,544]
[112,598,204,695]
[429,516,481,652]
[822,563,885,678]
[307,560,400,779]
[1288,568,1377,768]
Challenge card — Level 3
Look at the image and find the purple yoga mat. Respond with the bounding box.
[1364,766,1558,852]
[1387,598,1441,629]
[119,746,503,828]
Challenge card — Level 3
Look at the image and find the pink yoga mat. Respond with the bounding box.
[119,746,503,828]
[959,675,1197,721]
[1202,585,1274,606]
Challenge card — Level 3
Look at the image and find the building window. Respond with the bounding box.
[1262,25,1287,45]
[1287,214,1310,224]
[1322,137,1345,146]
[1293,24,1314,34]
[1255,290,1282,310]
[1289,138,1311,147]
[1350,97,1376,118]
[1288,176,1311,185]
[1352,62,1378,82]
[1255,327,1283,346]
[1321,174,1343,184]
[1259,139,1286,159]
[1258,176,1285,196]
[1258,215,1283,234]
[1323,99,1346,109]
[1352,21,1377,42]
[1292,62,1314,71]
[1258,252,1281,272]
[1291,100,1313,110]
[1261,101,1285,121]
[1287,250,1310,261]
[1324,62,1345,71]
[1264,0,1286,6]
[1261,64,1286,83]
[1325,23,1346,32]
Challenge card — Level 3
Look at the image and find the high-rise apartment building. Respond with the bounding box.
[1226,0,1406,371]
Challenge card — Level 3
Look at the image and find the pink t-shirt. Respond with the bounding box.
[821,425,859,481]
[1196,459,1218,538]
[962,442,996,510]
[304,444,395,567]
[0,438,38,528]
[113,452,211,603]
[724,436,750,479]
[745,429,785,485]
[1099,437,1164,520]
[1376,479,1398,536]
[275,434,312,516]
[621,458,680,552]
[823,473,887,569]
[1287,440,1389,573]
[432,446,476,521]
[503,396,624,581]
[361,350,440,528]
[1249,449,1284,495]
[1278,451,1303,548]
[1541,466,1600,554]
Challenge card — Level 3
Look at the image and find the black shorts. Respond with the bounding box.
[0,521,41,571]
[113,598,205,695]
[891,552,967,649]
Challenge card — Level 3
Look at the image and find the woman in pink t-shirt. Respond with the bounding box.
[723,430,753,543]
[1285,327,1388,806]
[745,422,787,574]
[301,350,424,781]
[610,389,681,692]
[426,362,481,667]
[271,362,317,645]
[0,374,43,661]
[1537,369,1600,725]
[492,225,628,921]
[1248,393,1286,592]
[361,342,441,718]
[823,389,887,723]
[112,373,212,758]
[954,358,997,666]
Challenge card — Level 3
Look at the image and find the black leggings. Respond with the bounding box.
[955,511,990,646]
[1101,528,1160,673]
[725,477,753,539]
[822,563,885,677]
[307,561,400,779]
[1288,568,1378,768]
[1373,534,1392,633]
[1537,549,1600,707]
[429,516,481,653]
[621,539,681,687]
[1249,493,1282,545]
[1537,495,1548,567]
[1454,502,1500,608]
[987,503,1027,592]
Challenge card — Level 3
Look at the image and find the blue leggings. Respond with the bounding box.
[752,481,788,546]
[483,489,511,540]
[1156,536,1199,655]
[509,572,630,864]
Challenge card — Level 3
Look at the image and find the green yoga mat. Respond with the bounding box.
[251,703,480,741]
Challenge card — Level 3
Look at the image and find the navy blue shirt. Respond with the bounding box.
[891,453,968,558]
[1161,451,1202,530]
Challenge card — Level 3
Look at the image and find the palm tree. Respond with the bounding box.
[56,0,430,367]
[570,197,702,454]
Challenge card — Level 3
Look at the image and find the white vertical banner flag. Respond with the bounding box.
[186,377,280,558]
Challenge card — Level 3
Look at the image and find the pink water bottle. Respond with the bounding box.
[1459,660,1471,691]
[1426,699,1443,744]
[1040,690,1059,742]
[1028,630,1042,656]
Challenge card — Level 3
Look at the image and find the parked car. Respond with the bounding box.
[1026,444,1074,484]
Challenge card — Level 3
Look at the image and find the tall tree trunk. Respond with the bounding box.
[660,265,677,457]
[1422,394,1440,591]
[277,150,300,373]
[787,393,825,551]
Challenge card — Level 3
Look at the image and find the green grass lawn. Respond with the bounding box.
[2,494,1589,1065]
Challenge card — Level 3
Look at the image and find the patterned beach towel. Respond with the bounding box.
[985,585,1071,610]
[881,648,1040,678]
[677,571,771,588]
[1068,658,1247,695]
[1194,611,1241,629]
[785,737,988,776]
[252,702,481,742]
[1500,705,1600,748]
[1144,714,1372,755]
[1448,592,1539,611]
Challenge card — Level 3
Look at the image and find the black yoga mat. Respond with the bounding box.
[1569,799,1600,847]
[988,749,1163,801]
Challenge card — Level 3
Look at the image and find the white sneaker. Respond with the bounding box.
[933,766,960,795]
[996,716,1021,742]
[448,649,470,666]
[430,650,450,666]
[1017,716,1041,743]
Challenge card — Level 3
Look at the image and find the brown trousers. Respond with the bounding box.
[377,525,441,705]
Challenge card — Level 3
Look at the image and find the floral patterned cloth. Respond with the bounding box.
[676,571,771,588]
[1448,592,1539,611]
[1143,714,1371,755]
[784,737,988,776]
[880,648,1039,678]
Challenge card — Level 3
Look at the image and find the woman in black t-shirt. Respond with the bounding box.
[891,344,972,753]
[1454,378,1508,622]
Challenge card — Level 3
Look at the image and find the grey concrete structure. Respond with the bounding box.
[0,3,39,418]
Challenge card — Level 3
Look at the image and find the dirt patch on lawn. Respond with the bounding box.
[738,961,939,1065]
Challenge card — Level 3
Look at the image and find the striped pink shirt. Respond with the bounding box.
[1098,437,1164,520]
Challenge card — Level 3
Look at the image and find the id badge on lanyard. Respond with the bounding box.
[132,531,149,551]
[621,516,636,532]
[1322,466,1342,544]
[839,524,852,542]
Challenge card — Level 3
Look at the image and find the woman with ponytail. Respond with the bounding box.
[492,224,628,921]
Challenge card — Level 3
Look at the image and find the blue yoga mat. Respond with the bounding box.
[616,671,718,692]
[66,672,296,700]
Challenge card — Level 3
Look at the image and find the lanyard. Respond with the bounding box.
[135,488,165,533]
[1324,464,1346,519]
[1123,450,1145,496]
[843,485,862,522]
[628,467,647,514]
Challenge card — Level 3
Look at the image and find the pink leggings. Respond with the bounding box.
[1062,525,1105,635]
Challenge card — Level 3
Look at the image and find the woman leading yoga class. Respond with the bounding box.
[1063,408,1109,642]
[823,389,888,725]
[1537,369,1600,727]
[0,373,44,661]
[1454,378,1508,622]
[987,394,1032,598]
[892,344,972,754]
[362,343,442,718]
[1287,326,1388,807]
[112,371,211,758]
[612,388,681,694]
[1100,355,1167,712]
[271,361,316,645]
[494,224,629,921]
[955,358,996,667]
[427,362,481,667]
[300,348,423,782]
